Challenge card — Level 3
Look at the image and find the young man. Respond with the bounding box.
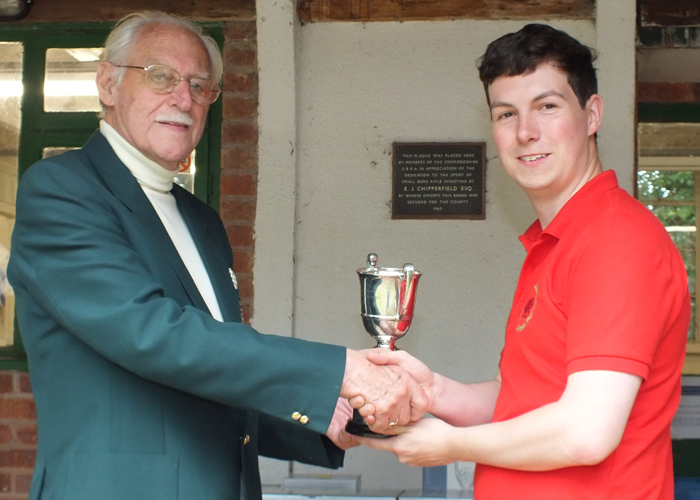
[8,11,429,500]
[360,24,690,499]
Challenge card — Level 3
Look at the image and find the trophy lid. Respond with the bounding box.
[357,253,421,277]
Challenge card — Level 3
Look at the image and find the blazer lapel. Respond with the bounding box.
[172,186,242,323]
[81,131,209,313]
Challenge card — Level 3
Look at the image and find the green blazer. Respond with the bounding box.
[8,131,347,500]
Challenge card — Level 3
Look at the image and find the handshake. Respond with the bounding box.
[327,348,435,450]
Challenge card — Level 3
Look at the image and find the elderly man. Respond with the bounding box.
[361,24,690,500]
[8,11,427,500]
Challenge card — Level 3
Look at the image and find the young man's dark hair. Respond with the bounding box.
[477,23,598,109]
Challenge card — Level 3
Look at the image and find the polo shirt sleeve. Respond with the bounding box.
[563,199,688,380]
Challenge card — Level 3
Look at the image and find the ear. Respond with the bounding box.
[586,94,604,137]
[96,61,118,108]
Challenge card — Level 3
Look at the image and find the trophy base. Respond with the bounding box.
[345,409,394,439]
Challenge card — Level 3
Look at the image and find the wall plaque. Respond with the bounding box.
[392,142,486,220]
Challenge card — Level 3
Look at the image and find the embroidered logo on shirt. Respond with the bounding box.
[516,284,538,332]
[228,268,238,290]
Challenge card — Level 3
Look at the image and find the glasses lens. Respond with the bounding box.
[145,65,177,92]
[190,79,220,104]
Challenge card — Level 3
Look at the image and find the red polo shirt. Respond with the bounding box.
[474,170,690,500]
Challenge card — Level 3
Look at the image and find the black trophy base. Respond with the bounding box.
[345,408,394,439]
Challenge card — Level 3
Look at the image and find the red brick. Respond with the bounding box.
[241,300,254,325]
[235,274,254,300]
[222,122,258,145]
[0,450,36,468]
[223,71,256,93]
[220,198,257,222]
[0,374,13,395]
[0,400,36,420]
[225,224,255,249]
[226,21,257,40]
[637,82,700,103]
[0,424,12,445]
[221,147,257,171]
[16,473,32,493]
[223,97,258,120]
[15,426,37,446]
[225,46,257,67]
[220,174,257,196]
[637,82,686,102]
[232,251,254,274]
[0,473,10,493]
[17,374,31,395]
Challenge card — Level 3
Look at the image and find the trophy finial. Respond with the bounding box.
[367,253,378,268]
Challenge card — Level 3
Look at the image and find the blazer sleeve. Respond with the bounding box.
[257,413,344,469]
[8,150,346,437]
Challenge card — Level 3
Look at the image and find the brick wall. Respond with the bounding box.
[638,82,700,103]
[221,20,259,324]
[0,372,35,500]
[0,20,260,499]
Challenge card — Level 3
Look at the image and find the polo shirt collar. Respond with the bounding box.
[519,170,619,252]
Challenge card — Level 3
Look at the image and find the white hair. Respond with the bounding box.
[102,11,223,85]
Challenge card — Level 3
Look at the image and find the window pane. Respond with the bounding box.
[44,48,103,112]
[691,297,697,342]
[638,170,695,204]
[637,122,700,345]
[646,203,696,228]
[174,150,196,194]
[653,209,696,296]
[0,42,22,347]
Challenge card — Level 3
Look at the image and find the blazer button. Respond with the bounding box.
[292,412,302,421]
[243,434,250,445]
[300,415,310,425]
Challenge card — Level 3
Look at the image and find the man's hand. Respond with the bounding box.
[350,349,436,430]
[366,349,435,406]
[326,397,362,450]
[341,349,429,433]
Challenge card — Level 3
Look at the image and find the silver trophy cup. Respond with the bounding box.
[345,253,422,438]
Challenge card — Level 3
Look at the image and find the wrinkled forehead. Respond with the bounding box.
[130,24,212,75]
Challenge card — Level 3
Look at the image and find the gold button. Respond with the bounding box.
[299,415,310,425]
[243,434,250,445]
[292,412,301,421]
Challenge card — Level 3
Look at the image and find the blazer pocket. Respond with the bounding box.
[65,452,179,500]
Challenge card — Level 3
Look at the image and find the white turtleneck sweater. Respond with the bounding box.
[100,120,224,322]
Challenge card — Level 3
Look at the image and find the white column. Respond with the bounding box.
[254,0,300,486]
[253,0,298,337]
[596,0,637,193]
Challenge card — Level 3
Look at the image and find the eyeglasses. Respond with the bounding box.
[113,64,221,105]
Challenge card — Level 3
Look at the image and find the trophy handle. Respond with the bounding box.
[399,264,416,318]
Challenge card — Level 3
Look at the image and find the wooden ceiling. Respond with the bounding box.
[16,0,255,23]
[12,0,700,27]
[298,0,595,23]
[640,0,700,26]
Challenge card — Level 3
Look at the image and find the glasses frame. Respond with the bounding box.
[113,63,221,105]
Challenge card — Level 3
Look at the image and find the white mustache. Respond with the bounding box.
[155,113,194,127]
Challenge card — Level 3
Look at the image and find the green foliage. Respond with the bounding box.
[638,170,697,340]
[638,170,695,201]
